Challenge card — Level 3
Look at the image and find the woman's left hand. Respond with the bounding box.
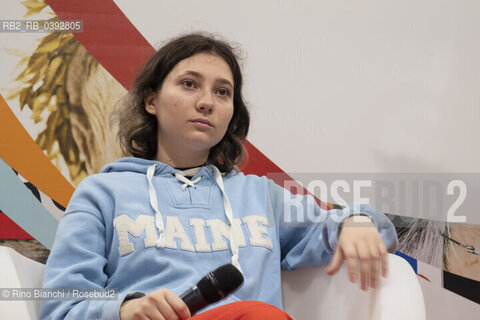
[326,215,388,291]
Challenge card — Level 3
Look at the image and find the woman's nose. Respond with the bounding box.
[196,91,214,113]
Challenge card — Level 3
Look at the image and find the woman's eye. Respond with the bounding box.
[182,80,196,88]
[217,88,230,96]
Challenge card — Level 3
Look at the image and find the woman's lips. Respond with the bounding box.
[190,118,213,127]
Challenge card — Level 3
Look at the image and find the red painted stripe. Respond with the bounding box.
[45,0,330,210]
[244,141,330,209]
[0,212,33,239]
[417,273,431,282]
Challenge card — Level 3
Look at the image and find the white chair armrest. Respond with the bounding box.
[281,253,426,320]
[0,246,45,320]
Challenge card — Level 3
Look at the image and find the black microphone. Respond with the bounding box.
[179,264,244,315]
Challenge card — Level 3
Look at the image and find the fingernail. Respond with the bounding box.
[361,281,367,291]
[371,279,377,288]
[350,273,357,283]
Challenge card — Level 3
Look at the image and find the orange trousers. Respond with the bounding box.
[191,301,293,320]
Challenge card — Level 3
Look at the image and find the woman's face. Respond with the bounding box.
[145,53,234,158]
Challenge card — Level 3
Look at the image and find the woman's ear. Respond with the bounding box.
[144,91,157,115]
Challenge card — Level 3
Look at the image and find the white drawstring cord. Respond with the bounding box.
[210,165,242,273]
[175,173,201,189]
[147,164,166,247]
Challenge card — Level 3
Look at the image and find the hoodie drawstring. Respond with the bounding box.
[147,164,166,247]
[146,164,242,272]
[209,165,242,272]
[175,173,201,189]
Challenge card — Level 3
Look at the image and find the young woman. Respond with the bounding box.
[40,33,398,320]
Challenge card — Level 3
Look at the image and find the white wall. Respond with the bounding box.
[116,0,480,175]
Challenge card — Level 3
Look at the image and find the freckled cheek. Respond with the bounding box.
[161,98,189,120]
[161,89,190,108]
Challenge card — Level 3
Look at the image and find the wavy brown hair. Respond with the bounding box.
[114,33,250,172]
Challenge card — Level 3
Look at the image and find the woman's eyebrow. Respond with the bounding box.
[180,70,233,88]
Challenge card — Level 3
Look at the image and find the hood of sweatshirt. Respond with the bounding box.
[102,157,179,175]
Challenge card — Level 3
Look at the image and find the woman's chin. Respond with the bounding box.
[183,134,223,151]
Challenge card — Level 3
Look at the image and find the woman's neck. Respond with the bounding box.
[155,142,208,169]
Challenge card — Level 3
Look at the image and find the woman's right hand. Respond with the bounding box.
[120,288,191,320]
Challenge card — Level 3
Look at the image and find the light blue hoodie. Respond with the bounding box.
[40,157,397,319]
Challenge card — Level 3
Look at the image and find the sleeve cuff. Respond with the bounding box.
[328,204,380,250]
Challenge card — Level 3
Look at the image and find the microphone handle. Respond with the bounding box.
[179,285,208,315]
